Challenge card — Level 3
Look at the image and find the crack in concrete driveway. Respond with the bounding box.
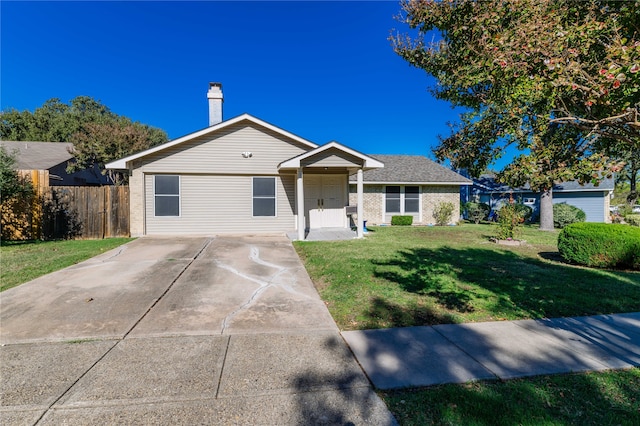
[220,245,299,333]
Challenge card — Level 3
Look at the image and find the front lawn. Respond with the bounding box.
[381,368,640,426]
[294,224,640,330]
[1,238,133,292]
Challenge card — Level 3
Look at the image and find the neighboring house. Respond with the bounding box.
[465,174,615,223]
[106,83,470,239]
[348,155,471,226]
[0,141,109,187]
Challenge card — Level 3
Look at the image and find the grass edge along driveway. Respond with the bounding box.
[1,238,133,292]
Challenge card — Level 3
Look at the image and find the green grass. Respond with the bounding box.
[381,368,640,426]
[294,224,640,330]
[1,238,133,292]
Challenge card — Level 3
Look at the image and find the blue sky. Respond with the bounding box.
[1,1,487,165]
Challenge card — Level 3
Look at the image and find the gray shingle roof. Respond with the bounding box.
[349,155,471,184]
[474,173,615,193]
[0,141,74,170]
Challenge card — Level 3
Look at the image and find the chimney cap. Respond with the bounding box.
[207,82,223,101]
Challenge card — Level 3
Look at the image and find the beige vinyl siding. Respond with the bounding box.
[301,148,364,168]
[145,173,296,235]
[133,121,308,235]
[137,123,309,174]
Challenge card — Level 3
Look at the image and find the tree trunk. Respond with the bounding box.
[539,188,554,231]
[628,163,638,205]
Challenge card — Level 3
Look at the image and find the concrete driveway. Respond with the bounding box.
[1,236,395,425]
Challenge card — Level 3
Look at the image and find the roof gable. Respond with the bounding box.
[106,113,318,170]
[279,141,384,170]
[349,155,471,184]
[0,141,74,170]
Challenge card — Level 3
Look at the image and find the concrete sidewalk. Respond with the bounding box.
[342,312,640,389]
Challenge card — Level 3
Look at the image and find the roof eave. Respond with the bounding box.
[350,180,472,185]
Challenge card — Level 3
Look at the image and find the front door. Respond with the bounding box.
[304,175,346,229]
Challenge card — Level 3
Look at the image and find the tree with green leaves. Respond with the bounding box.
[68,119,167,185]
[1,96,168,184]
[0,96,116,142]
[0,146,33,203]
[392,0,639,229]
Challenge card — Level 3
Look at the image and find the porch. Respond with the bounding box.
[278,141,383,241]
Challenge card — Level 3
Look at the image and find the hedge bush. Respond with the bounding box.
[625,214,640,227]
[553,203,586,228]
[558,223,640,270]
[464,202,490,224]
[391,215,413,226]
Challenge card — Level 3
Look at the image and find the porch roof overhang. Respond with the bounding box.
[278,141,384,171]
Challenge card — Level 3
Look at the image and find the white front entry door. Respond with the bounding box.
[304,175,346,229]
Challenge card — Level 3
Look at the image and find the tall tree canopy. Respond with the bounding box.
[0,96,168,184]
[392,0,639,228]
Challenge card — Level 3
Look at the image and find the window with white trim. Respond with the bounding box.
[385,185,420,214]
[385,186,401,213]
[253,177,276,217]
[523,197,536,205]
[154,175,180,216]
[404,186,420,213]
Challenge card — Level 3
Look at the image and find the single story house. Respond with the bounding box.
[106,83,470,239]
[0,141,110,187]
[464,174,615,223]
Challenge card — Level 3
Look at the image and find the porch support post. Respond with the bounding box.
[357,168,364,238]
[297,168,305,241]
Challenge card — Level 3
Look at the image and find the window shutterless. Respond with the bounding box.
[253,177,276,217]
[154,175,180,216]
[386,185,420,214]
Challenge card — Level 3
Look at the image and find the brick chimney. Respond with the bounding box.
[207,82,223,126]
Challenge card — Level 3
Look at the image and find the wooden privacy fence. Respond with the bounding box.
[1,186,129,240]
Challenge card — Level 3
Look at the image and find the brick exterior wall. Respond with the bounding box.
[349,184,461,225]
[349,185,384,225]
[422,185,461,225]
[129,167,144,236]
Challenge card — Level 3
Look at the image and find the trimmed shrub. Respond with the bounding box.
[464,202,490,224]
[624,214,640,227]
[553,203,586,228]
[558,223,640,270]
[433,202,455,226]
[496,202,524,240]
[391,215,413,226]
